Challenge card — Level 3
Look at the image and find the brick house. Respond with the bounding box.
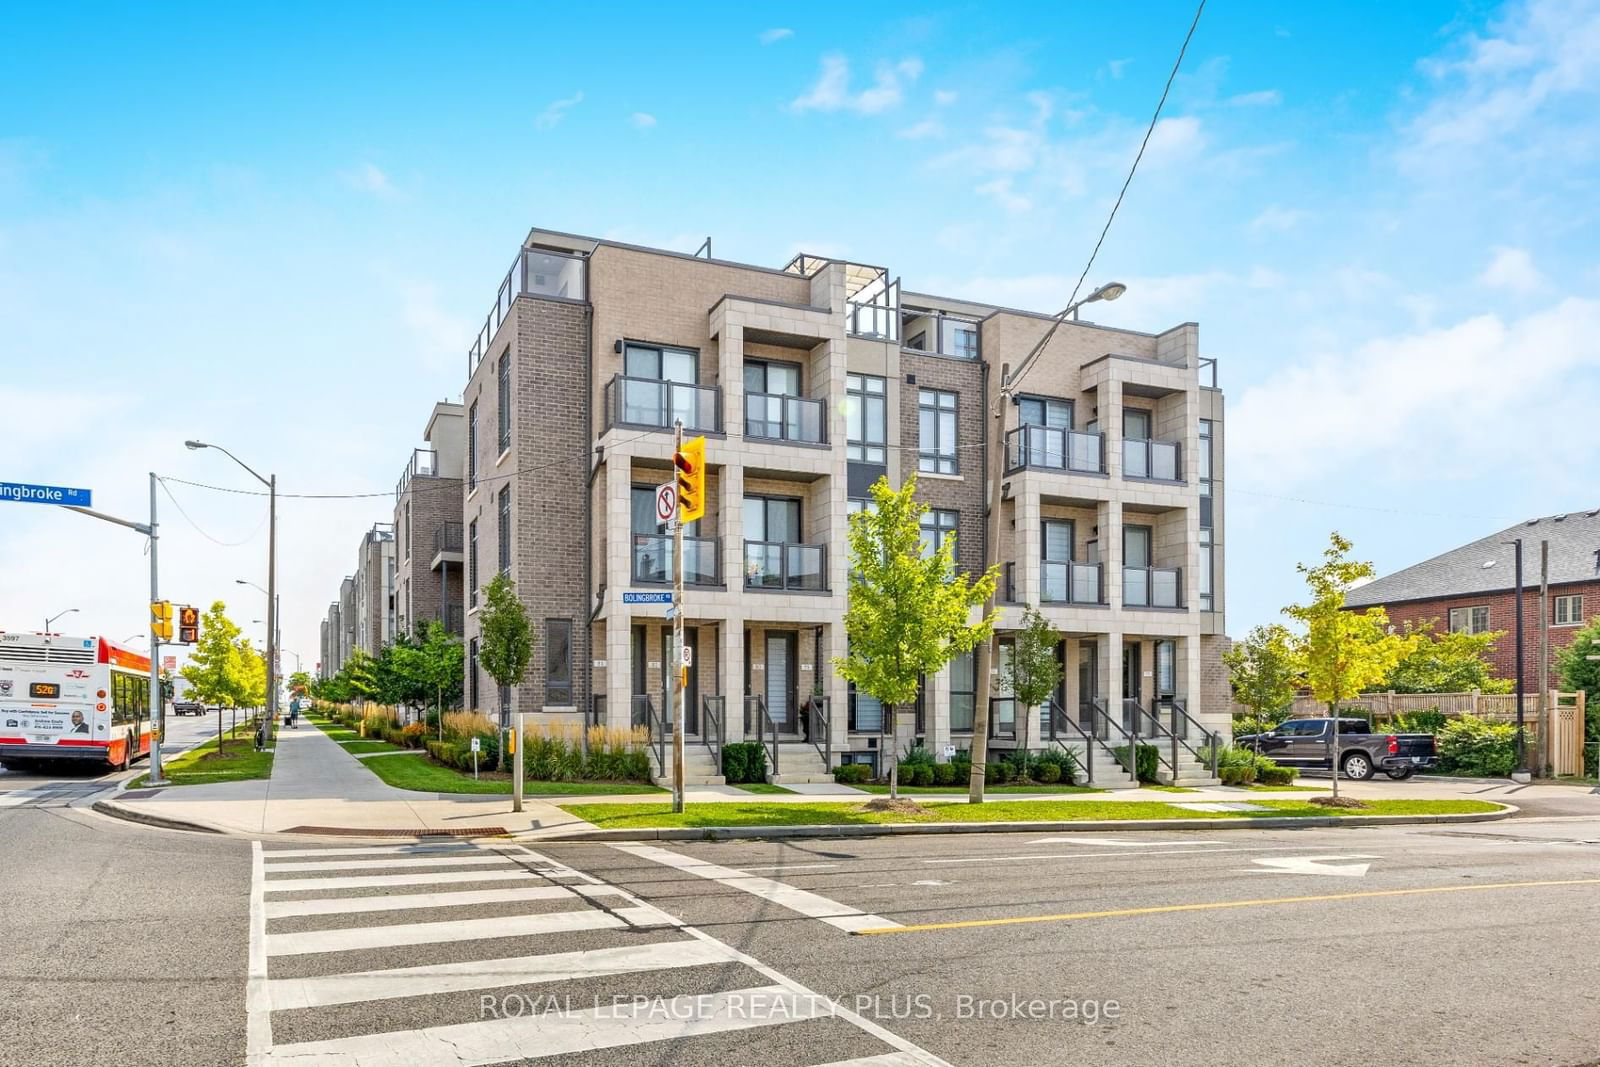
[1344,510,1600,692]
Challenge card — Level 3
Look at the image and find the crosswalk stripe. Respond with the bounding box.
[266,939,739,1010]
[261,984,818,1067]
[263,844,485,860]
[264,885,580,919]
[611,843,902,934]
[262,869,539,893]
[806,1055,935,1067]
[262,854,512,874]
[264,905,670,956]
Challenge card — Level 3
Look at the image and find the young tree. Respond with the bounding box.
[1284,533,1416,800]
[287,670,313,697]
[1224,623,1302,746]
[835,475,997,798]
[1556,615,1600,777]
[1384,621,1512,694]
[1003,606,1064,752]
[417,621,466,716]
[341,649,379,705]
[479,572,533,727]
[180,602,246,750]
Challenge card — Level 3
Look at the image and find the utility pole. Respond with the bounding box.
[1510,537,1529,782]
[1538,539,1550,778]
[672,419,687,815]
[266,474,278,741]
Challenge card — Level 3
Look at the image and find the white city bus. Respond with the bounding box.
[0,632,153,771]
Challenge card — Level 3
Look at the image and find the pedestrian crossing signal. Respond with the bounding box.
[177,605,199,645]
[150,601,173,641]
[674,436,705,523]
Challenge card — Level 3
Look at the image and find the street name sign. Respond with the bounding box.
[623,591,673,605]
[0,481,92,507]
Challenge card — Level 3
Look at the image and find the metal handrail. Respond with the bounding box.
[1090,699,1140,779]
[1044,697,1092,783]
[701,695,724,766]
[804,695,831,770]
[637,694,665,774]
[605,374,723,433]
[744,392,828,444]
[745,695,778,779]
[1168,697,1220,775]
[630,693,650,729]
[1124,698,1184,781]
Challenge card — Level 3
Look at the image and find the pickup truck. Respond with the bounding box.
[172,701,205,716]
[1235,717,1437,780]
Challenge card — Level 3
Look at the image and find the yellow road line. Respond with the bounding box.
[850,877,1600,936]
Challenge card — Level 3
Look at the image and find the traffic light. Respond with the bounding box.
[150,601,173,641]
[674,435,705,523]
[177,604,200,645]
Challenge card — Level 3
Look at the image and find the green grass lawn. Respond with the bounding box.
[357,752,665,796]
[855,783,1103,795]
[733,782,796,795]
[1244,783,1324,792]
[558,797,1506,830]
[339,740,405,754]
[130,723,272,787]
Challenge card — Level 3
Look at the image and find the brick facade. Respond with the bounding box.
[898,351,986,574]
[394,476,465,638]
[1370,581,1600,692]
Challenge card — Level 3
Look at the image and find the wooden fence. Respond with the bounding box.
[1232,690,1588,777]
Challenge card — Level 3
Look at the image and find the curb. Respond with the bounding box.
[91,798,225,835]
[522,804,1518,843]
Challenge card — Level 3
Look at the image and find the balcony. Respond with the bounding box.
[1005,425,1106,475]
[744,392,827,445]
[1123,566,1183,609]
[744,541,828,592]
[1041,561,1105,605]
[395,448,438,499]
[442,603,464,636]
[1123,438,1182,481]
[467,247,588,376]
[431,520,463,571]
[632,534,722,586]
[605,375,722,434]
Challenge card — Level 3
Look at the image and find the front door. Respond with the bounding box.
[630,625,648,726]
[764,632,796,732]
[1078,639,1099,736]
[1122,642,1142,731]
[659,626,699,734]
[1154,639,1180,739]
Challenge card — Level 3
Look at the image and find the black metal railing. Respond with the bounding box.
[605,374,722,433]
[804,694,831,770]
[745,392,827,444]
[1041,561,1104,605]
[1044,696,1093,783]
[441,603,464,635]
[467,247,587,376]
[587,694,605,732]
[744,541,827,592]
[1004,425,1106,475]
[1123,698,1179,782]
[1123,438,1182,481]
[1124,566,1183,608]
[396,448,438,498]
[631,693,652,730]
[435,521,463,555]
[701,695,725,767]
[633,535,721,586]
[745,695,778,779]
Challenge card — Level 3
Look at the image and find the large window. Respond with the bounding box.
[944,321,978,360]
[468,519,479,608]
[497,489,511,573]
[467,400,478,490]
[1199,419,1214,610]
[918,388,958,474]
[625,342,696,383]
[1449,605,1491,634]
[920,508,958,557]
[744,495,802,543]
[545,619,573,705]
[468,637,479,709]
[1019,396,1072,429]
[846,373,886,463]
[1554,594,1583,627]
[949,650,975,732]
[496,350,511,453]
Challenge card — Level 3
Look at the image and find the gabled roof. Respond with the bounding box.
[1345,509,1600,607]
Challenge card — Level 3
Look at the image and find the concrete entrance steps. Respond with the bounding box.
[766,744,835,786]
[1164,750,1222,787]
[649,743,725,787]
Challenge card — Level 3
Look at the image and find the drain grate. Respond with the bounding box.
[281,825,509,838]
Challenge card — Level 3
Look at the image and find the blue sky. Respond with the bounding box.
[4,0,1598,669]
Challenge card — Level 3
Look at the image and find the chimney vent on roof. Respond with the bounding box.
[1555,514,1568,522]
[1526,518,1540,525]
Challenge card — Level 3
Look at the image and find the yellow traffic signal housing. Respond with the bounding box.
[150,601,173,641]
[674,436,706,523]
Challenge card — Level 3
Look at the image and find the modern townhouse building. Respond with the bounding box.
[319,619,330,680]
[352,522,396,657]
[393,402,467,639]
[322,601,344,678]
[456,227,1227,786]
[337,576,356,669]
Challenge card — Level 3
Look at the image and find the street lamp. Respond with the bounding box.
[45,607,79,633]
[1501,538,1529,781]
[188,439,278,738]
[968,281,1128,801]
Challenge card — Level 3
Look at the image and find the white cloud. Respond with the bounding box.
[898,118,943,140]
[1478,245,1543,292]
[1142,116,1207,165]
[340,162,399,201]
[630,112,657,129]
[759,27,793,45]
[1231,298,1600,484]
[933,89,958,106]
[535,91,584,130]
[1248,204,1309,232]
[791,55,921,114]
[1227,89,1282,106]
[975,177,1031,214]
[1105,58,1132,79]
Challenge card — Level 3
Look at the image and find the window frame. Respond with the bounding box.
[845,373,887,463]
[919,508,959,558]
[467,400,479,490]
[544,619,573,705]
[468,519,478,608]
[1448,605,1491,635]
[497,488,511,573]
[918,388,959,475]
[496,349,512,454]
[1554,594,1583,627]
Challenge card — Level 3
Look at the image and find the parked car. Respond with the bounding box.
[173,701,204,716]
[1235,716,1437,780]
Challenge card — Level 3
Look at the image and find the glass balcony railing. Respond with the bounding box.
[632,535,721,586]
[744,541,828,592]
[1123,438,1182,481]
[1124,566,1183,608]
[395,448,439,498]
[744,392,827,445]
[1041,561,1105,605]
[1004,426,1106,474]
[605,375,722,433]
[467,248,588,376]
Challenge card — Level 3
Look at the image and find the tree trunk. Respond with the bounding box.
[888,703,899,801]
[1327,701,1340,799]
